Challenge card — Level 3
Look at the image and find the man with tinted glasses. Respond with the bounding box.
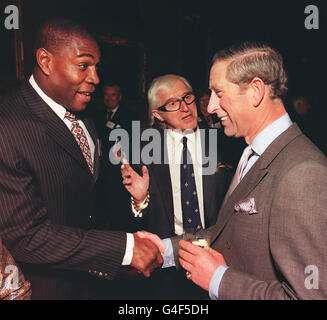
[120,74,232,299]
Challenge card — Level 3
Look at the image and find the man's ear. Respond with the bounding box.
[35,48,53,76]
[152,110,164,122]
[249,77,265,107]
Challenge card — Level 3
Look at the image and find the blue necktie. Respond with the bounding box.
[180,137,202,233]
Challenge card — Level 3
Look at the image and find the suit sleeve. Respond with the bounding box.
[218,159,327,299]
[0,134,126,280]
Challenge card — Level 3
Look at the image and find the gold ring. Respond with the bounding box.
[186,271,192,280]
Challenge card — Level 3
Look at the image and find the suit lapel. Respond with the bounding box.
[200,128,214,225]
[211,123,303,242]
[20,82,96,178]
[150,163,175,230]
[150,130,175,230]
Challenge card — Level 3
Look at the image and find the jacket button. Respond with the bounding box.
[226,241,231,249]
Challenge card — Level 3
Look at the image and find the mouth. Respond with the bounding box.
[182,113,193,121]
[220,116,229,122]
[76,91,94,103]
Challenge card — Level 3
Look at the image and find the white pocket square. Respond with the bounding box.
[234,197,258,215]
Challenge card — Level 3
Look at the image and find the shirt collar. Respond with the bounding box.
[251,113,293,156]
[108,105,119,115]
[29,75,67,120]
[167,127,199,146]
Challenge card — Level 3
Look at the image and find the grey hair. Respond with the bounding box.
[147,74,193,126]
[212,42,288,99]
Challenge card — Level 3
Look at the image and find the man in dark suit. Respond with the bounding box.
[0,18,162,300]
[94,83,139,232]
[103,84,138,131]
[93,83,138,139]
[120,74,232,298]
[144,42,327,299]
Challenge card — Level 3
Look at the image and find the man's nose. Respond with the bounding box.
[207,91,220,114]
[86,67,100,86]
[180,100,190,112]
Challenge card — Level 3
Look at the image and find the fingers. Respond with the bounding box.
[179,256,193,273]
[179,246,195,263]
[122,177,132,185]
[142,165,149,178]
[122,157,129,165]
[131,233,163,277]
[137,231,165,256]
[121,164,134,186]
[143,250,163,277]
[179,240,203,255]
[121,163,132,178]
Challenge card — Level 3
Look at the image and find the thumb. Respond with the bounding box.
[142,165,149,178]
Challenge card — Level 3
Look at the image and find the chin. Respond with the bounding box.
[70,104,88,113]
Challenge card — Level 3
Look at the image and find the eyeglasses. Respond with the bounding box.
[157,92,196,112]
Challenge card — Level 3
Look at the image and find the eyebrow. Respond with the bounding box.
[76,53,95,59]
[165,91,193,102]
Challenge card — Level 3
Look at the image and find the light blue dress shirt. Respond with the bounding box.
[163,113,293,300]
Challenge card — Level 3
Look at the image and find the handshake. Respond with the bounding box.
[130,231,165,277]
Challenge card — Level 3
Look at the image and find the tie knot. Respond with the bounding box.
[182,137,188,150]
[64,111,77,122]
[243,145,253,159]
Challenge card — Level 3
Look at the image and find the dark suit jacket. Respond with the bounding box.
[94,104,140,233]
[130,128,232,239]
[0,82,127,300]
[172,123,327,299]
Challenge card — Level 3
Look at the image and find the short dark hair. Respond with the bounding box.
[212,41,288,99]
[34,18,96,55]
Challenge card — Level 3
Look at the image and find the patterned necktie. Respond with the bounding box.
[180,137,202,233]
[225,145,253,198]
[64,111,94,174]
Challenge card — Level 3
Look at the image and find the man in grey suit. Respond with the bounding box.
[143,42,327,299]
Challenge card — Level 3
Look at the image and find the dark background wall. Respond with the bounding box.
[0,0,326,150]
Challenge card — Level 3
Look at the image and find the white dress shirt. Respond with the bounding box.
[29,75,133,265]
[166,128,205,235]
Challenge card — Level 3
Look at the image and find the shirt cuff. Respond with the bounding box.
[162,238,175,268]
[122,233,134,265]
[209,265,229,300]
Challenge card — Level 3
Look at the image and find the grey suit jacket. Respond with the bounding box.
[173,123,327,299]
[0,82,127,299]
